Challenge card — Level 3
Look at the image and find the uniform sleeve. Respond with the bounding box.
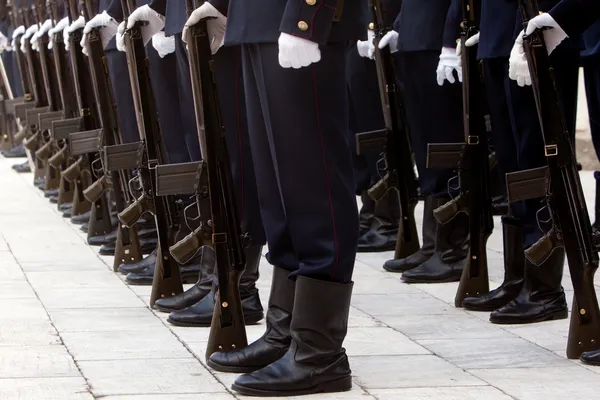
[106,0,124,22]
[279,0,340,45]
[149,0,167,16]
[550,0,600,38]
[442,0,461,48]
[209,0,230,16]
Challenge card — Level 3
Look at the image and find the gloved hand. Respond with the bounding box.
[81,11,119,51]
[278,32,320,69]
[509,30,531,87]
[525,12,568,55]
[378,30,399,57]
[11,25,25,52]
[21,25,38,53]
[31,19,53,51]
[436,46,462,86]
[64,16,86,53]
[126,5,165,46]
[151,31,175,58]
[182,2,226,54]
[116,21,126,52]
[356,29,375,59]
[48,17,69,51]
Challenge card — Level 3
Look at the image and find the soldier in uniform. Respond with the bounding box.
[349,0,402,254]
[459,0,526,313]
[376,0,469,284]
[185,0,366,396]
[135,0,266,328]
[483,1,580,324]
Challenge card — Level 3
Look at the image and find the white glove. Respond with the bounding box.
[11,26,25,53]
[12,25,25,39]
[0,32,9,52]
[116,21,126,52]
[182,2,226,54]
[36,19,53,39]
[378,30,399,56]
[509,30,532,87]
[21,25,38,53]
[151,31,175,58]
[356,29,375,59]
[436,46,462,86]
[64,16,86,53]
[81,11,119,51]
[525,12,568,55]
[126,5,165,46]
[30,32,39,52]
[278,32,320,69]
[48,17,69,50]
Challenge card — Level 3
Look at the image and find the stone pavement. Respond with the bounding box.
[2,156,600,400]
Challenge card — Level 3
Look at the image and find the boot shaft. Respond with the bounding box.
[502,219,525,282]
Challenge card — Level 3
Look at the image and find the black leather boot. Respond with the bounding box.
[118,250,157,274]
[580,349,600,366]
[208,266,296,373]
[71,211,91,225]
[125,256,201,285]
[357,191,374,238]
[357,190,399,253]
[232,276,353,396]
[166,246,264,327]
[490,248,568,324]
[154,246,216,313]
[88,229,118,246]
[463,220,524,311]
[384,196,435,273]
[401,197,469,283]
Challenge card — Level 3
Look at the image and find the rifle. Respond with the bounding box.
[426,0,493,307]
[355,0,419,260]
[507,0,600,359]
[118,0,184,305]
[81,0,142,269]
[180,0,248,360]
[0,0,17,151]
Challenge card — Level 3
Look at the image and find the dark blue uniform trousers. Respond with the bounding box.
[506,42,579,247]
[240,43,358,284]
[2,51,23,98]
[345,45,385,193]
[212,45,267,247]
[397,51,464,198]
[146,44,190,164]
[105,49,139,144]
[583,54,600,160]
[174,34,202,162]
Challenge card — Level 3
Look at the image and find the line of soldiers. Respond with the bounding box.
[1,0,600,397]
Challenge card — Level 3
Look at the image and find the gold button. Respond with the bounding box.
[306,0,316,5]
[298,21,309,31]
[369,22,375,30]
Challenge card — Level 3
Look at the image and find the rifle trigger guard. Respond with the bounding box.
[544,144,558,157]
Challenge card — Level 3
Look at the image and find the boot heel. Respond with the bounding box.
[547,308,568,321]
[319,376,352,393]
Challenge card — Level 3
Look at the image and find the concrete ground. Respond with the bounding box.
[2,154,600,400]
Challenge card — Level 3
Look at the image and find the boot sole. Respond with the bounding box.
[231,376,352,397]
[356,244,396,253]
[167,311,264,328]
[206,358,264,374]
[383,264,420,273]
[126,271,199,286]
[462,303,505,312]
[489,308,568,325]
[580,357,600,366]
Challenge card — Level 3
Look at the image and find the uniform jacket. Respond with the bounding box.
[208,0,367,46]
[149,0,186,36]
[550,0,600,39]
[107,0,152,22]
[394,0,458,53]
[478,0,518,59]
[582,20,600,57]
